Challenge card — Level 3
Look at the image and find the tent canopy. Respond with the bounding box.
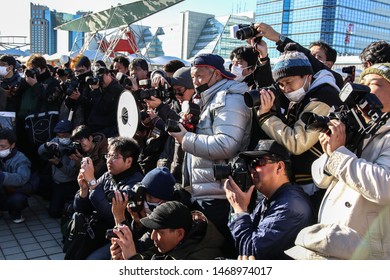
[55,0,184,33]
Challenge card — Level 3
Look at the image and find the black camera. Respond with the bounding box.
[301,82,385,151]
[342,66,355,75]
[244,85,280,108]
[165,102,201,133]
[62,142,83,156]
[214,158,253,192]
[106,183,146,212]
[139,82,175,101]
[41,142,62,160]
[85,67,108,86]
[231,23,260,41]
[63,77,79,96]
[25,67,40,78]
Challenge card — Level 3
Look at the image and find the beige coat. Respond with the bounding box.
[312,119,390,259]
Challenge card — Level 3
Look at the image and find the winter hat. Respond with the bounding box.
[141,167,175,201]
[53,120,73,133]
[272,50,313,82]
[140,201,192,233]
[360,63,390,84]
[170,67,194,89]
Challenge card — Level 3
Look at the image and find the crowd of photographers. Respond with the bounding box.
[1,20,390,260]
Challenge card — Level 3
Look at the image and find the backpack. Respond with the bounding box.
[63,211,109,260]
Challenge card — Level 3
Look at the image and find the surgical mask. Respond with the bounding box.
[146,201,161,211]
[58,138,72,145]
[0,148,11,158]
[284,76,309,102]
[0,66,9,76]
[194,70,215,95]
[116,72,124,81]
[231,65,250,82]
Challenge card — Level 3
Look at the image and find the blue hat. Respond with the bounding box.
[272,50,313,82]
[192,53,236,80]
[53,120,73,133]
[141,167,175,201]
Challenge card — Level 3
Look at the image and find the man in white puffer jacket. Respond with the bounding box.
[169,53,252,257]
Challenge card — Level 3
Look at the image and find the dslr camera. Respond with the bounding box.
[138,82,175,101]
[25,67,40,78]
[230,23,261,41]
[106,183,146,213]
[301,82,385,151]
[85,67,109,86]
[165,102,201,133]
[213,158,253,192]
[62,77,79,96]
[244,85,281,108]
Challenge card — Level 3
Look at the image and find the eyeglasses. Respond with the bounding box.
[174,89,186,97]
[250,158,278,169]
[104,154,123,160]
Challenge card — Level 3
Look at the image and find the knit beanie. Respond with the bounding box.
[360,63,390,84]
[272,51,314,82]
[141,167,175,201]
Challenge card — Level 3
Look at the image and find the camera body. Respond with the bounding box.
[301,82,384,151]
[214,158,253,192]
[61,142,83,156]
[244,85,281,108]
[25,67,40,78]
[138,83,175,101]
[85,67,109,86]
[230,23,260,41]
[165,102,201,133]
[106,183,146,213]
[63,77,79,96]
[41,141,83,160]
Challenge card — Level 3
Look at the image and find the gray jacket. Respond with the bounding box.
[181,79,252,200]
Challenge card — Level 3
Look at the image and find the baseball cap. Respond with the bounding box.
[239,140,290,162]
[53,120,73,133]
[192,53,236,80]
[140,201,192,233]
[170,67,194,89]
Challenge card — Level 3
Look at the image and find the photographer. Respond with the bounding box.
[303,63,390,260]
[252,47,342,215]
[37,120,78,218]
[70,125,108,179]
[68,136,144,259]
[224,140,314,259]
[82,66,124,138]
[144,67,197,182]
[0,55,21,112]
[110,167,176,259]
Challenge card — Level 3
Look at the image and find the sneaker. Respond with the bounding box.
[11,215,25,224]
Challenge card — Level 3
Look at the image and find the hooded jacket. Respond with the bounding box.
[181,79,252,200]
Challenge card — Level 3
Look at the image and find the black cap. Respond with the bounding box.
[239,140,290,162]
[140,201,192,233]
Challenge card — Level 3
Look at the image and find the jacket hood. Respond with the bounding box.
[201,79,248,107]
[309,69,340,92]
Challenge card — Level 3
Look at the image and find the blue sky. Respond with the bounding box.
[1,0,256,39]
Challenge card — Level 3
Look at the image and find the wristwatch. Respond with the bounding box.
[276,34,286,46]
[88,179,97,188]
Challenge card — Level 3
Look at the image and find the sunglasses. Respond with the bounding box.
[250,158,278,169]
[175,90,185,97]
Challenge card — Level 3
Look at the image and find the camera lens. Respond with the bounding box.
[244,90,261,108]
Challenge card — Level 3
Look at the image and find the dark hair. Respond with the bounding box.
[71,125,93,141]
[130,58,149,71]
[0,128,17,144]
[108,136,140,161]
[229,46,259,68]
[0,54,16,69]
[359,40,390,65]
[26,54,47,69]
[95,60,107,68]
[113,55,130,68]
[163,60,185,74]
[309,41,337,63]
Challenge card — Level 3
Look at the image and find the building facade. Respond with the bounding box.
[256,0,390,58]
[30,3,86,55]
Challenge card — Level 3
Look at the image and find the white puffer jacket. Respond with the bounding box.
[182,79,252,200]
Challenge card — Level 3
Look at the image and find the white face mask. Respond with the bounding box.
[284,76,309,102]
[231,65,250,82]
[0,66,9,77]
[0,148,11,158]
[116,72,124,81]
[58,138,71,145]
